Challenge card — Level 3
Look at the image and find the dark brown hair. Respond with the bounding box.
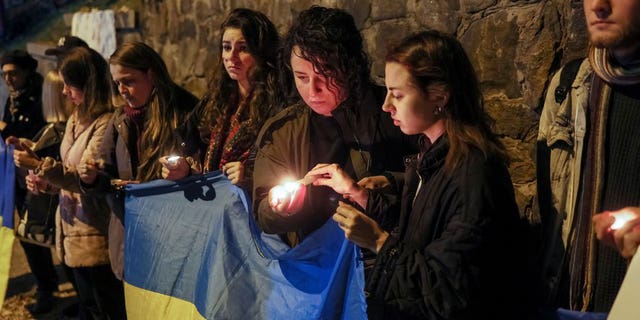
[386,30,508,170]
[197,8,282,139]
[59,47,113,122]
[280,6,371,109]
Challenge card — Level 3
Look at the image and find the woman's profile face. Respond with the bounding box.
[382,62,445,137]
[59,71,84,107]
[221,27,255,85]
[110,64,154,109]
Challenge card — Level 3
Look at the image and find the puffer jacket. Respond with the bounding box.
[366,136,528,319]
[536,59,592,304]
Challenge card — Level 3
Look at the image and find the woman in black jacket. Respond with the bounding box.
[306,30,529,319]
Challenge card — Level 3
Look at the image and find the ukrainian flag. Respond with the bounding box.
[0,137,15,309]
[123,171,366,319]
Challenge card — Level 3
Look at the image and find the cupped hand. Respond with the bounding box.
[25,172,48,194]
[594,207,640,258]
[13,149,41,170]
[268,181,306,216]
[160,156,190,181]
[78,159,99,185]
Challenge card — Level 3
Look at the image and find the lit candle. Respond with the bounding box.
[611,210,636,230]
[167,155,180,166]
[270,179,306,212]
[270,185,289,207]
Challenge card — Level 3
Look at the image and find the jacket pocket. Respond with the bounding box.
[546,116,574,183]
[546,115,574,149]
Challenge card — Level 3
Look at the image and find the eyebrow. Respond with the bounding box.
[222,40,246,44]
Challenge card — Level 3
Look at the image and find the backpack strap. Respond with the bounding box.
[554,58,584,104]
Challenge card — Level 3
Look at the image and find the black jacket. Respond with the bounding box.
[21,122,65,229]
[366,136,528,319]
[1,73,44,140]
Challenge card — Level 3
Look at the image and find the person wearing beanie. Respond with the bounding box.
[1,51,46,281]
[1,49,45,139]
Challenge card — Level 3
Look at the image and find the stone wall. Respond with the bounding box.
[138,0,589,218]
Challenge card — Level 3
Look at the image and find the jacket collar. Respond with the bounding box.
[416,135,448,179]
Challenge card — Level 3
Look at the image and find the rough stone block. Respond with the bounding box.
[371,0,407,21]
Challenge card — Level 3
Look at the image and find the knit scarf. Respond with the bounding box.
[123,104,149,175]
[568,75,609,311]
[569,46,640,311]
[589,46,640,85]
[123,104,148,130]
[203,104,254,173]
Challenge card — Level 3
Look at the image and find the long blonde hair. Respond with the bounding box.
[109,42,196,182]
[41,70,71,123]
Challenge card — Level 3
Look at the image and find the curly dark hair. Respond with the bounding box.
[280,6,371,108]
[197,8,282,137]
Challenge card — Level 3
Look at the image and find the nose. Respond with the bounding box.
[227,47,240,63]
[308,78,322,96]
[587,0,611,18]
[382,93,393,113]
[118,83,128,95]
[62,85,69,96]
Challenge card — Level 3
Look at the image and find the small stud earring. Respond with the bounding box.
[434,105,444,116]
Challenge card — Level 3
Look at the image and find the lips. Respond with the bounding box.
[591,20,613,26]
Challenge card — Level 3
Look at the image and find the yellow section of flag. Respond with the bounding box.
[0,217,15,310]
[124,281,206,320]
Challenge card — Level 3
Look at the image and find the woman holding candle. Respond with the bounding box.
[164,8,284,191]
[305,30,530,319]
[79,41,198,281]
[253,6,417,247]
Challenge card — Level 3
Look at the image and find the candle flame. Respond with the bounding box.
[611,211,636,230]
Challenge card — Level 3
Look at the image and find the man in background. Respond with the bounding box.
[537,0,640,313]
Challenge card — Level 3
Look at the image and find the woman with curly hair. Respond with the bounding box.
[252,6,417,246]
[165,8,283,190]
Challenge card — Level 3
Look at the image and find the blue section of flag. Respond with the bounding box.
[0,136,15,228]
[124,171,366,319]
